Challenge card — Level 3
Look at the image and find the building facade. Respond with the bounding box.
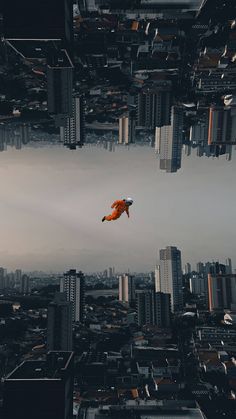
[157,246,183,312]
[47,292,73,351]
[157,106,183,173]
[60,270,85,322]
[119,274,136,305]
[3,351,74,419]
[60,96,85,149]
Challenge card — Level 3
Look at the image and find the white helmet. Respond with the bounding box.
[125,197,133,204]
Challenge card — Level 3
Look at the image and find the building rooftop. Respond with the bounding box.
[6,351,73,380]
[79,400,205,419]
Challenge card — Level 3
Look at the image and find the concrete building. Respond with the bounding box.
[0,267,4,291]
[14,269,22,288]
[3,351,74,419]
[136,288,171,327]
[140,0,204,9]
[196,326,236,345]
[158,246,183,312]
[47,50,74,121]
[208,106,236,145]
[155,292,171,328]
[190,120,208,145]
[104,0,204,18]
[119,116,129,144]
[47,292,73,351]
[60,270,85,322]
[155,265,161,293]
[128,111,136,144]
[119,274,136,305]
[136,289,156,326]
[119,114,136,144]
[60,96,85,149]
[136,83,172,129]
[184,263,192,275]
[208,274,236,312]
[78,400,206,419]
[21,274,30,295]
[190,274,208,297]
[157,106,183,173]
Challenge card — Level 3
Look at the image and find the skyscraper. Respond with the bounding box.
[0,267,4,291]
[47,293,73,351]
[47,50,74,121]
[136,288,171,327]
[196,262,205,275]
[190,119,208,145]
[226,258,232,274]
[136,82,172,129]
[60,270,85,322]
[136,289,156,326]
[208,272,236,312]
[119,274,136,305]
[184,263,192,275]
[154,265,160,293]
[155,292,171,328]
[157,106,183,173]
[128,110,136,144]
[119,116,129,144]
[15,269,22,287]
[21,274,30,295]
[60,96,85,149]
[158,246,183,312]
[20,124,31,145]
[119,114,136,145]
[189,273,208,303]
[3,351,74,419]
[208,106,236,145]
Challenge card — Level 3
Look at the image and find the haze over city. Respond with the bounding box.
[0,146,235,271]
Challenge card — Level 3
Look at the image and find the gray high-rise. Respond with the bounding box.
[47,50,74,120]
[60,96,85,149]
[157,246,183,312]
[47,292,73,351]
[119,274,136,305]
[136,290,155,326]
[136,82,172,129]
[155,292,171,328]
[136,289,171,327]
[157,106,183,173]
[0,267,5,291]
[21,274,30,295]
[60,270,85,322]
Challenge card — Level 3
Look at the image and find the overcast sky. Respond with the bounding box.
[0,145,235,272]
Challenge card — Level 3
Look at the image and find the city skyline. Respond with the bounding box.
[1,2,236,418]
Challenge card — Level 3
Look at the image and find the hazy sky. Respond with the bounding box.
[0,145,235,272]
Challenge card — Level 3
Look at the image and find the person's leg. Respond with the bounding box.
[105,210,120,221]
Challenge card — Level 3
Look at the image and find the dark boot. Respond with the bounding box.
[102,217,106,222]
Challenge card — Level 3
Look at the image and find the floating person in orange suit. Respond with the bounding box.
[102,198,133,222]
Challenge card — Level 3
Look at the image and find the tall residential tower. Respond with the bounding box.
[157,246,183,312]
[60,270,85,322]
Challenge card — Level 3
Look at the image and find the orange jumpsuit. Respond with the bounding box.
[105,200,130,221]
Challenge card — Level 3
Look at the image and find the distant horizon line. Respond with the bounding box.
[1,260,235,275]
